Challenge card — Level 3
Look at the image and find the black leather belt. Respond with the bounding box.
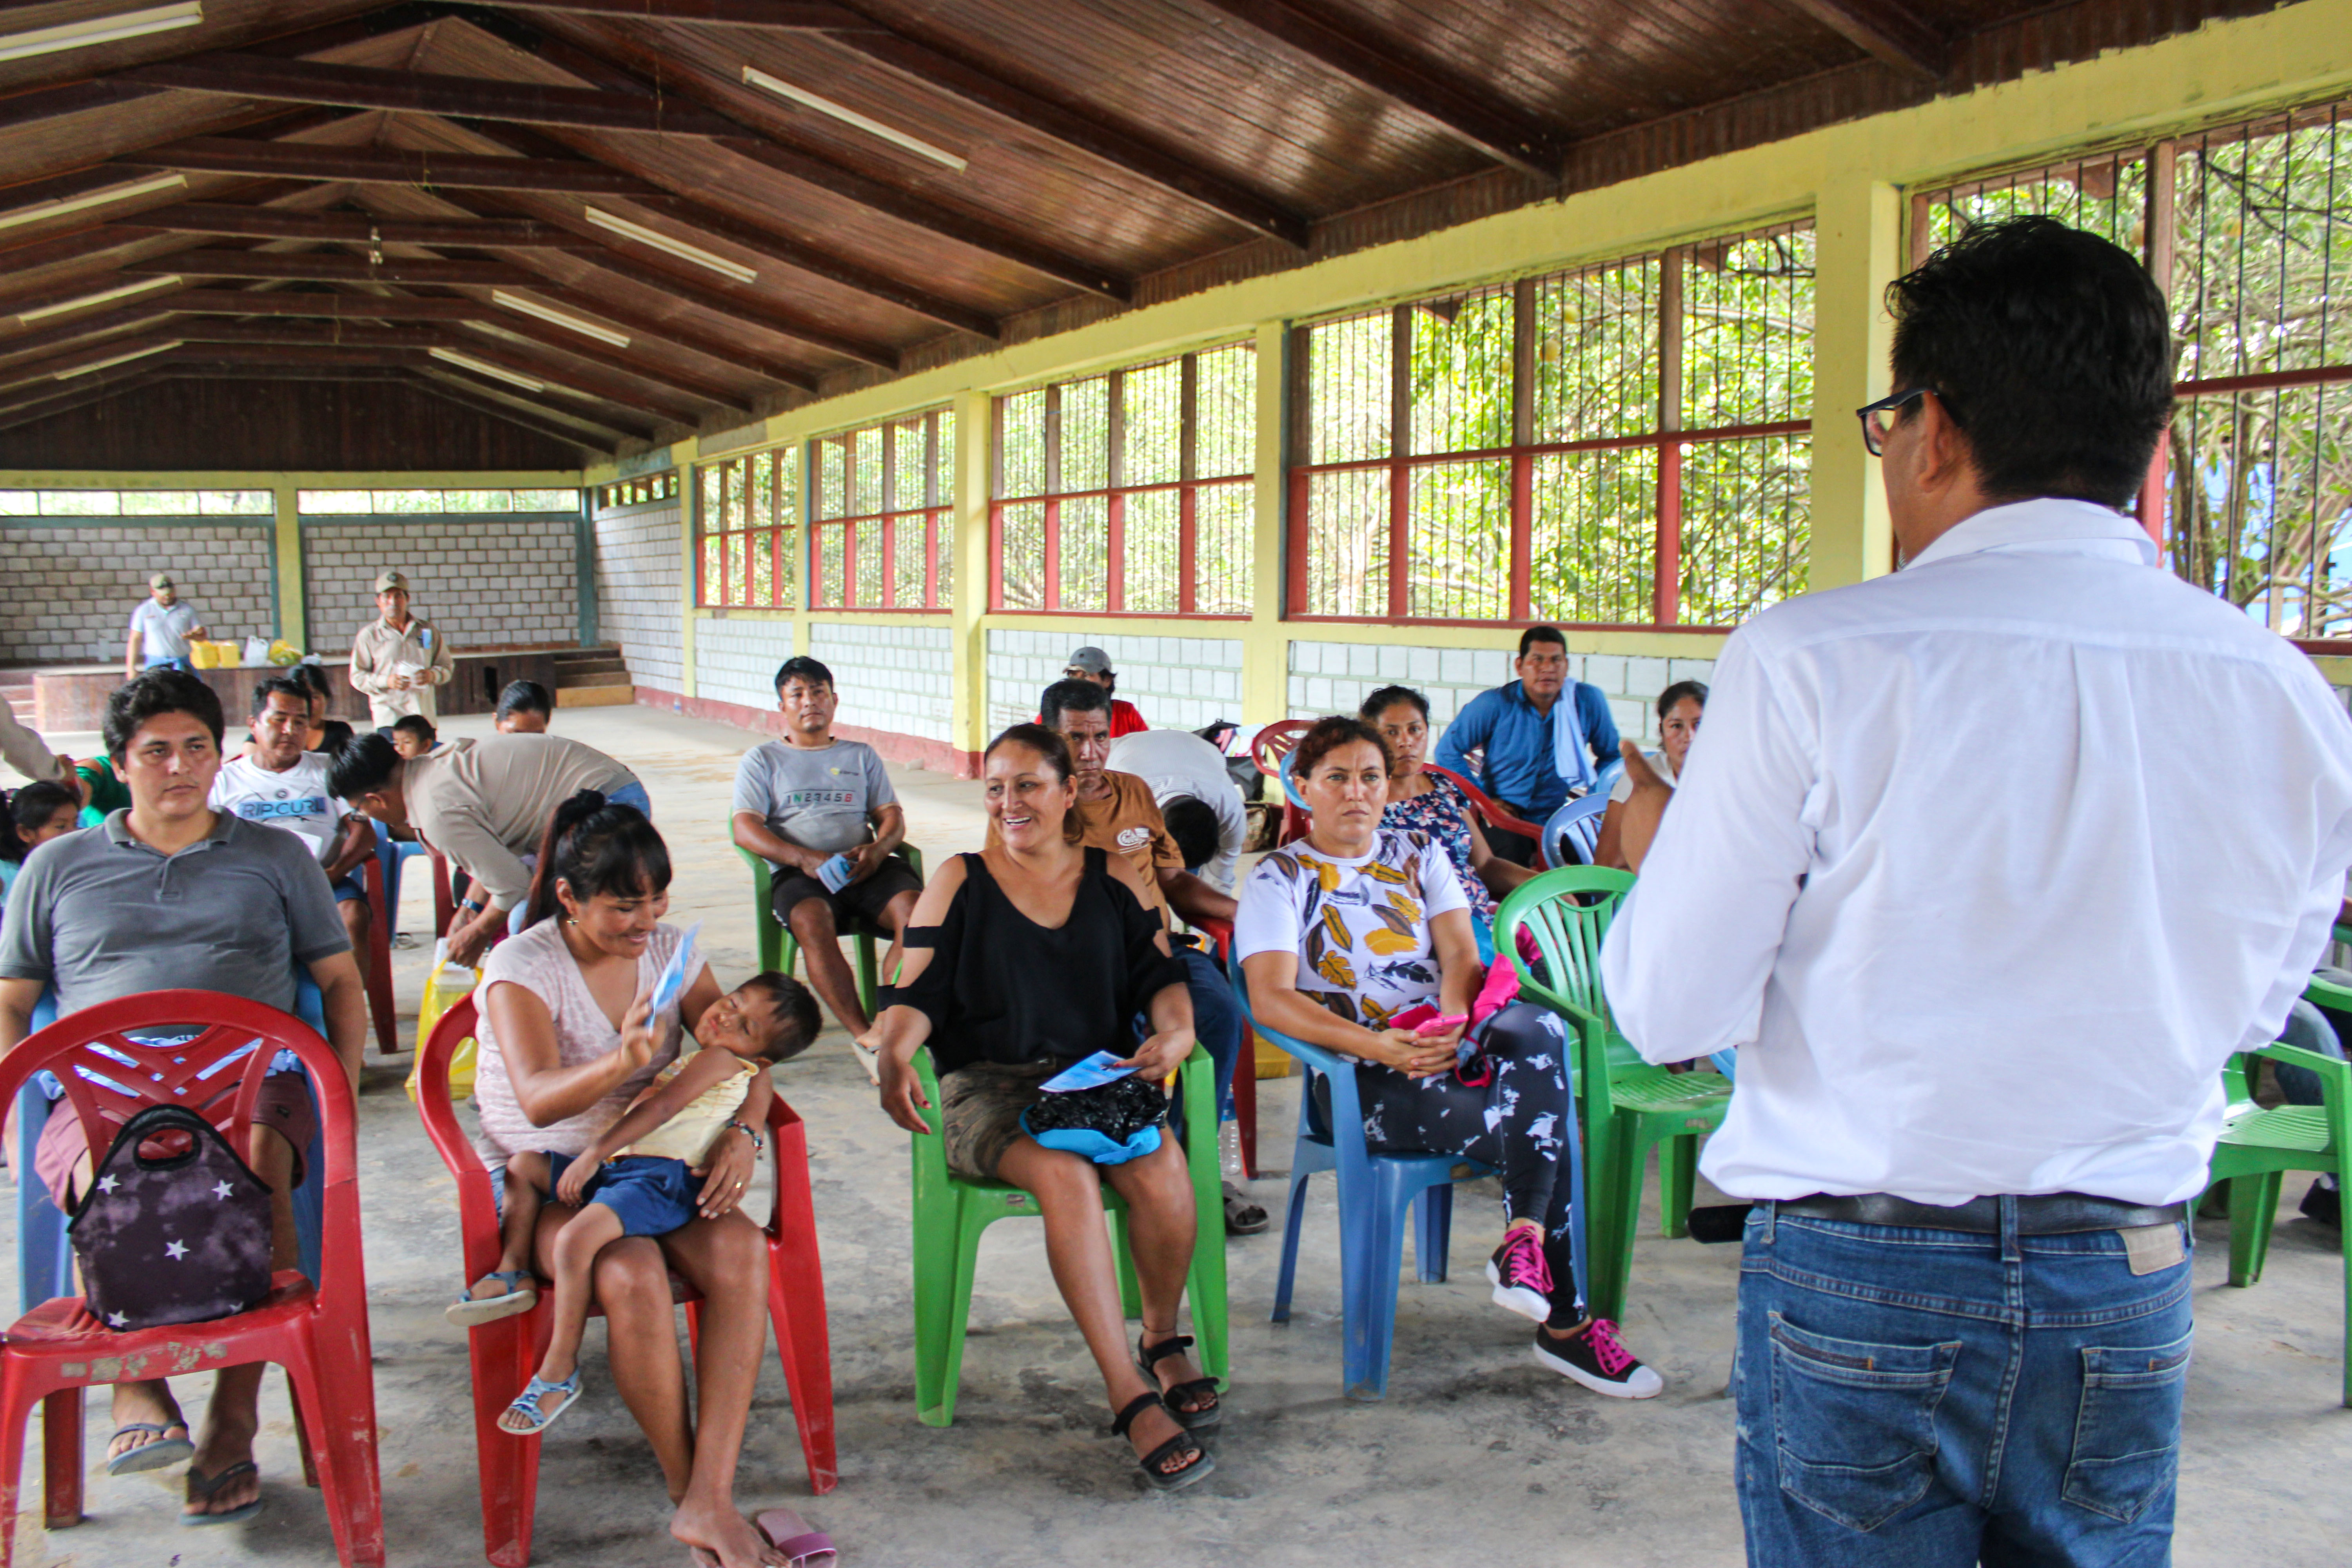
[1773,1192,2186,1234]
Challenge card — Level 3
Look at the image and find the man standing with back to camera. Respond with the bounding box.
[1603,216,2352,1563]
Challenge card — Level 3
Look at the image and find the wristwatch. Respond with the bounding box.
[459,898,487,916]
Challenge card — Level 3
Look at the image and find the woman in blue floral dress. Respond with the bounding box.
[1362,686,1535,956]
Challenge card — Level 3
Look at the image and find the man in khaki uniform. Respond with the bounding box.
[348,569,453,728]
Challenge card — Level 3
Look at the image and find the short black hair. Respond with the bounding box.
[495,679,552,721]
[773,656,834,693]
[737,971,823,1064]
[1887,215,2173,508]
[1161,796,1221,873]
[391,714,436,744]
[1517,626,1568,659]
[1360,685,1429,723]
[251,674,311,718]
[3,780,78,860]
[104,668,224,761]
[326,731,402,800]
[290,662,333,699]
[1040,678,1111,729]
[1656,679,1709,718]
[1291,714,1392,779]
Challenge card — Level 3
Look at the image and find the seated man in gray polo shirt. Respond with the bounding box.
[0,668,367,1523]
[328,730,645,967]
[730,656,920,1073]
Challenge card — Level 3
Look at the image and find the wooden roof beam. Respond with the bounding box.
[1772,0,1948,80]
[0,331,187,393]
[1190,0,1566,178]
[443,280,820,390]
[455,1,886,27]
[115,203,601,248]
[114,139,662,196]
[552,247,897,369]
[487,24,1131,300]
[0,305,176,365]
[400,370,608,452]
[156,288,481,320]
[0,369,169,432]
[125,251,540,285]
[408,366,642,447]
[824,26,1312,248]
[406,332,713,419]
[120,55,747,138]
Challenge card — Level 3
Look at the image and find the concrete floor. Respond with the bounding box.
[6,703,2350,1566]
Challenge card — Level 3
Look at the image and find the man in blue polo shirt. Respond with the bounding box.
[1433,625,1619,865]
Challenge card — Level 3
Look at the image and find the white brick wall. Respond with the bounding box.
[1288,640,1715,746]
[0,522,275,663]
[985,628,1245,735]
[304,515,576,652]
[592,502,683,693]
[810,623,955,744]
[693,619,794,712]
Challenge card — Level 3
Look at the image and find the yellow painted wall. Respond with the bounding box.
[609,0,2352,754]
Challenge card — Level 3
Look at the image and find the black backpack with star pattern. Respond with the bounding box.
[68,1103,274,1331]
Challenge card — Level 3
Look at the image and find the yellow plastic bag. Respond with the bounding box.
[266,639,302,666]
[405,943,481,1104]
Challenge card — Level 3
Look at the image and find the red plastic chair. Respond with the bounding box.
[359,852,399,1054]
[412,995,837,1568]
[1189,916,1257,1180]
[1421,763,1544,853]
[1252,719,1312,846]
[0,991,382,1567]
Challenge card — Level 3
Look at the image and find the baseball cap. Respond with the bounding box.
[1064,646,1113,676]
[148,572,172,590]
[373,570,408,593]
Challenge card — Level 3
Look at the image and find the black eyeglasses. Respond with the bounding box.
[1855,387,1937,456]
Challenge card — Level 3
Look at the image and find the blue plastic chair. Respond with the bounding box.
[373,822,424,937]
[1540,795,1612,869]
[16,978,328,1314]
[1234,958,1586,1401]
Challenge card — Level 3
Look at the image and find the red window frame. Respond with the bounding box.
[808,407,953,613]
[988,344,1254,618]
[695,450,793,609]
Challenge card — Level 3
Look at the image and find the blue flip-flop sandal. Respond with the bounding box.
[106,1421,193,1476]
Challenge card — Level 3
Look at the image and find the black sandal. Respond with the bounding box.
[1136,1331,1221,1431]
[1112,1392,1214,1493]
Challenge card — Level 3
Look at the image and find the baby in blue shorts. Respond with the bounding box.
[470,972,819,1437]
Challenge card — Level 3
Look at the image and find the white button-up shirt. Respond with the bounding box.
[1601,497,2352,1206]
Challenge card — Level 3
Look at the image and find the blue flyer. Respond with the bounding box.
[1040,1050,1138,1093]
[650,921,702,1014]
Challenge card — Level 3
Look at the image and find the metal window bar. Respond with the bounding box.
[1289,222,1815,629]
[989,344,1256,617]
[808,408,955,611]
[1915,100,2352,642]
[695,450,797,609]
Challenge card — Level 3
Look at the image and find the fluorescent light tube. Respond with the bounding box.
[0,3,203,65]
[491,290,630,348]
[17,275,181,322]
[0,172,186,233]
[431,347,543,392]
[583,207,756,283]
[58,339,180,378]
[742,65,967,172]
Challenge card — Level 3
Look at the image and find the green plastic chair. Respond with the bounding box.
[731,831,924,1016]
[909,1044,1229,1428]
[1492,866,1732,1324]
[2207,971,2352,1406]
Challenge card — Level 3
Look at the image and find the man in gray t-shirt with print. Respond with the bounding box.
[730,656,922,1070]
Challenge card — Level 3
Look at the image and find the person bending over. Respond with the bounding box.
[1363,684,1536,949]
[730,656,922,1073]
[468,793,789,1568]
[483,967,818,1436]
[1103,725,1250,893]
[389,714,439,759]
[495,681,554,735]
[1594,680,1706,872]
[1238,715,1661,1399]
[866,725,1217,1490]
[331,730,646,967]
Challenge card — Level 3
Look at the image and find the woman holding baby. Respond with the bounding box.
[461,791,817,1568]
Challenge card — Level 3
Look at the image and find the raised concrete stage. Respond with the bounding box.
[25,645,629,731]
[6,704,2346,1567]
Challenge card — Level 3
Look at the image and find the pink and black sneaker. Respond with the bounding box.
[1485,1228,1553,1322]
[1533,1318,1664,1399]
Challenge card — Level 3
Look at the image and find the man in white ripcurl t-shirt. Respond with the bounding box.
[1601,217,2352,1565]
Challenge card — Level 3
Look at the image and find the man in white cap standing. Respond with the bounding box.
[1060,646,1147,735]
[348,569,453,730]
[124,572,206,678]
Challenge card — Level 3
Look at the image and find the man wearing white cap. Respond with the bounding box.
[124,572,206,679]
[348,569,453,728]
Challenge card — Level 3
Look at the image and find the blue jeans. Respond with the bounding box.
[2273,964,2352,1107]
[1134,946,1242,1123]
[1737,1202,2192,1567]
